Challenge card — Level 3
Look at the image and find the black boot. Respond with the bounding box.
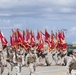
[30,72,31,75]
[7,73,9,75]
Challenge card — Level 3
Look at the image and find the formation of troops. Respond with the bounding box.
[0,29,76,75]
[0,44,68,75]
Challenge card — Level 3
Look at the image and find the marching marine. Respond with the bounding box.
[2,45,7,66]
[6,47,14,75]
[0,50,4,75]
[43,44,51,66]
[66,49,76,75]
[15,48,22,75]
[26,48,37,75]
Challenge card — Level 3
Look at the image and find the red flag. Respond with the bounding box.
[10,29,17,48]
[10,35,16,48]
[48,31,55,52]
[60,30,67,52]
[38,40,44,52]
[23,30,27,45]
[45,29,50,43]
[25,29,31,44]
[30,30,35,46]
[16,29,23,45]
[36,30,42,41]
[55,31,61,50]
[36,30,44,52]
[0,31,8,45]
[1,37,8,45]
[23,30,25,41]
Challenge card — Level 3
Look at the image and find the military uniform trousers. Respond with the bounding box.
[71,70,76,75]
[15,62,22,75]
[0,62,4,75]
[7,61,13,75]
[29,62,36,75]
[22,55,25,65]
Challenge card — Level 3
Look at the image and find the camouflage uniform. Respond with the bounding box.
[26,48,37,75]
[20,48,25,66]
[0,51,4,75]
[2,48,7,66]
[15,49,22,75]
[6,49,14,75]
[66,49,76,75]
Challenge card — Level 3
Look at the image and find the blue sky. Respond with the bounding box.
[0,0,76,44]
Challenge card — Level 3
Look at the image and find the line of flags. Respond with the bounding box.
[0,29,67,53]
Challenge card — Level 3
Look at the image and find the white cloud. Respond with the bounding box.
[65,26,76,43]
[14,24,22,28]
[0,18,23,30]
[0,0,76,20]
[67,26,76,37]
[0,27,13,29]
[3,19,10,23]
[0,0,75,8]
[60,8,73,13]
